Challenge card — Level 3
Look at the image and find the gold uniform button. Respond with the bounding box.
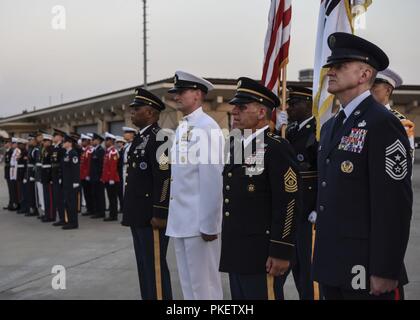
[224,199,229,204]
[225,212,230,217]
[225,185,230,191]
[227,173,232,178]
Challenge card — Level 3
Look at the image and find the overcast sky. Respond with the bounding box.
[1,0,419,117]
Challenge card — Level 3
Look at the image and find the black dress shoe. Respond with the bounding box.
[90,215,104,219]
[62,224,79,230]
[42,217,55,222]
[17,210,28,214]
[52,221,65,227]
[103,217,118,222]
[81,212,92,216]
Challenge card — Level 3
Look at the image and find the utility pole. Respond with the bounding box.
[143,0,148,89]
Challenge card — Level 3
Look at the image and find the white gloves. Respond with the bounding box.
[308,211,317,224]
[276,110,288,130]
[109,180,115,185]
[85,176,90,181]
[29,177,35,182]
[59,179,62,185]
[23,179,27,184]
[73,183,80,189]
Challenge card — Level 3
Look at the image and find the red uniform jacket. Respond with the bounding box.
[101,146,120,183]
[80,146,93,180]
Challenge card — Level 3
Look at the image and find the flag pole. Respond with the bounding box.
[280,65,287,138]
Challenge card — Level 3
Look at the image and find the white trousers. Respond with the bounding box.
[173,236,223,300]
[35,182,44,212]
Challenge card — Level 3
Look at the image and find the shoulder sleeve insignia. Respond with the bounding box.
[72,156,79,164]
[284,167,298,193]
[385,139,408,180]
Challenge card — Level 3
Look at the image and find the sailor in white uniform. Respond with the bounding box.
[166,71,225,300]
[372,68,416,160]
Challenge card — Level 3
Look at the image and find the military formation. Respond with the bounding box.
[1,128,135,229]
[0,33,415,300]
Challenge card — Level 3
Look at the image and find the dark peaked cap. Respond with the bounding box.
[130,87,165,112]
[228,77,280,110]
[324,32,389,71]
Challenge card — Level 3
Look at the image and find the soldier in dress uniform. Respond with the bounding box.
[34,131,46,217]
[41,134,54,222]
[25,134,39,217]
[219,77,301,300]
[80,134,93,216]
[2,138,15,210]
[70,132,83,213]
[90,133,106,219]
[122,87,172,300]
[115,135,126,212]
[120,127,137,209]
[276,86,320,300]
[51,129,66,226]
[9,138,20,212]
[313,32,413,300]
[101,132,120,222]
[166,71,225,300]
[16,139,29,214]
[61,134,81,230]
[371,68,416,160]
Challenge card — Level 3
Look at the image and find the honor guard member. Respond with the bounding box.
[16,139,29,214]
[101,132,120,221]
[276,86,320,299]
[3,138,15,210]
[25,134,39,216]
[41,134,54,222]
[219,77,300,300]
[166,71,225,300]
[35,130,47,216]
[51,129,66,226]
[115,135,127,212]
[372,68,416,160]
[89,133,106,219]
[61,134,81,230]
[70,132,83,213]
[122,88,172,300]
[121,127,137,201]
[9,138,20,211]
[80,134,93,216]
[313,33,413,300]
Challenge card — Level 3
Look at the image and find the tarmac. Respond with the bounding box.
[0,164,419,300]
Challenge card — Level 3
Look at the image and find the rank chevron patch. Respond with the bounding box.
[385,139,408,180]
[284,167,298,193]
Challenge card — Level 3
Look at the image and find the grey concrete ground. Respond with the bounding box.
[0,164,419,300]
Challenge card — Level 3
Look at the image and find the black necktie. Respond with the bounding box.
[331,110,346,139]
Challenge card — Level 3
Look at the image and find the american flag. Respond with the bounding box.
[262,0,292,94]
